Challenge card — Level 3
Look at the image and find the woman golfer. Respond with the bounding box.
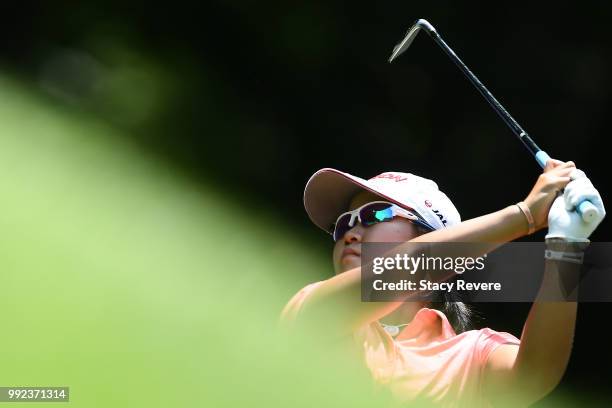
[281,159,605,407]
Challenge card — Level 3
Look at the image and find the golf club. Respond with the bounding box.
[389,18,598,223]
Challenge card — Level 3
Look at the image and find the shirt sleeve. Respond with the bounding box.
[477,327,521,366]
[280,281,324,324]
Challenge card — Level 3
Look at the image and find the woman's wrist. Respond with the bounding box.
[500,204,533,241]
[516,201,536,235]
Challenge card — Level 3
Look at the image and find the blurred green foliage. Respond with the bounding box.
[0,74,341,406]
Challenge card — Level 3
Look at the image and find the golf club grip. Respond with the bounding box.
[535,151,599,223]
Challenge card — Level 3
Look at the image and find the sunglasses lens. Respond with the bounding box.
[333,213,352,241]
[360,202,394,226]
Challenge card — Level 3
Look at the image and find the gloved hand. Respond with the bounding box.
[545,169,606,242]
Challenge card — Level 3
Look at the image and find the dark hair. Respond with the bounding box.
[428,288,475,334]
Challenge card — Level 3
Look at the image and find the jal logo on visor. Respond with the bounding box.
[425,200,447,226]
[433,209,447,226]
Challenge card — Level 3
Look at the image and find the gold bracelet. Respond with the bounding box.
[516,201,535,235]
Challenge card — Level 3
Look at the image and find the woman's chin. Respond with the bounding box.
[339,256,360,270]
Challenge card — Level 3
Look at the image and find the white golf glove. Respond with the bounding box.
[546,169,606,242]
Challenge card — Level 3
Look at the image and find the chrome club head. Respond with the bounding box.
[388,19,437,63]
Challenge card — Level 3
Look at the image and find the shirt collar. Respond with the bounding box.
[395,307,456,342]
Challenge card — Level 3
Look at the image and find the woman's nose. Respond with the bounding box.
[344,224,363,243]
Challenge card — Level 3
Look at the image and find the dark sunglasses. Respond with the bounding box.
[332,201,434,241]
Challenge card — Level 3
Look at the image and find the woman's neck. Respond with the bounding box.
[379,302,424,326]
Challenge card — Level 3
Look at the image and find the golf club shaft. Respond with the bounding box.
[427,30,544,158]
[390,19,598,222]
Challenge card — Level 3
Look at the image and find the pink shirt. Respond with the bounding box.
[281,282,521,407]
